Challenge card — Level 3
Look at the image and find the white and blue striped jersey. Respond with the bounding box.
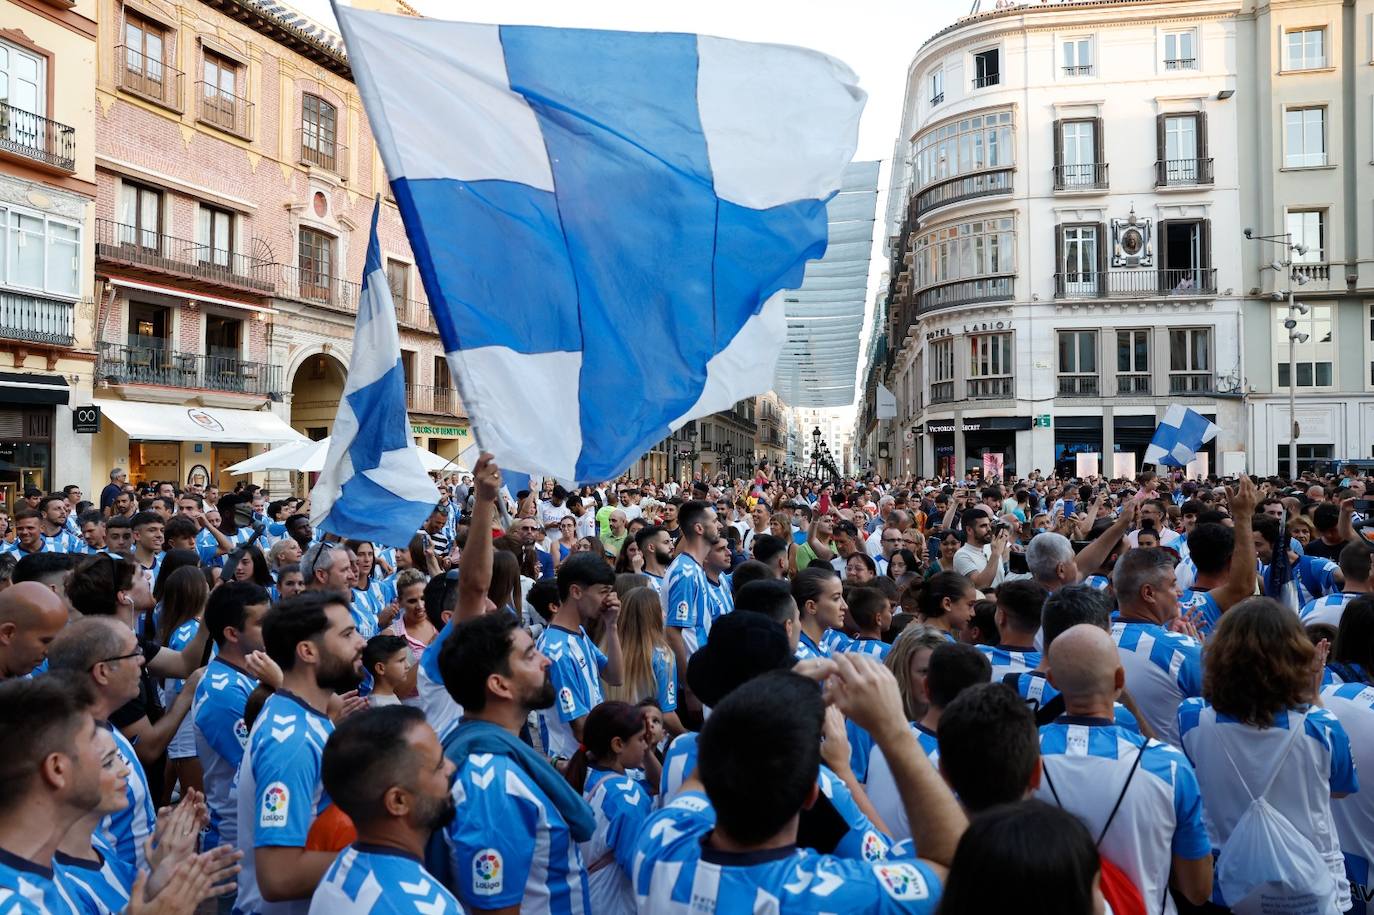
[1178,588,1222,635]
[706,576,733,625]
[42,531,83,554]
[1111,620,1202,746]
[53,835,133,915]
[641,571,664,595]
[443,751,590,915]
[974,644,1039,683]
[631,792,941,914]
[0,846,81,915]
[795,630,830,662]
[1036,718,1211,915]
[534,625,608,761]
[659,732,699,802]
[0,540,56,559]
[161,619,202,760]
[96,726,155,874]
[350,583,387,640]
[1259,555,1341,606]
[193,657,257,849]
[1178,699,1356,911]
[846,638,892,661]
[863,724,940,844]
[1084,574,1110,591]
[1009,672,1141,732]
[582,768,651,915]
[1301,591,1361,629]
[665,553,713,656]
[417,622,462,742]
[821,629,853,654]
[235,690,334,915]
[308,844,462,915]
[192,528,223,565]
[649,645,677,714]
[1320,683,1374,914]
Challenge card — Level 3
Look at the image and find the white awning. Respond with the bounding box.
[94,399,306,445]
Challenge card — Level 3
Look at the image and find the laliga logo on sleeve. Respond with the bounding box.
[558,687,576,715]
[472,849,503,896]
[873,863,930,901]
[259,782,289,828]
[233,718,249,747]
[674,601,689,622]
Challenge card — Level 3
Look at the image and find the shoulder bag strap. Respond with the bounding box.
[1095,742,1146,847]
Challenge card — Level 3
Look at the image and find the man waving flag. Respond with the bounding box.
[334,5,865,484]
[1144,405,1219,469]
[310,201,439,548]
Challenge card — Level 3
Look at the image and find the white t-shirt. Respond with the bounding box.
[953,542,1005,587]
[1320,683,1374,914]
[1178,699,1356,911]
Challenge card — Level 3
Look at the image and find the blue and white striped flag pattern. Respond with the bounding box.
[1143,405,1219,468]
[1265,512,1300,612]
[310,202,439,549]
[335,7,864,484]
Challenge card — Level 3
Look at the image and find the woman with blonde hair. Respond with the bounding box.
[885,622,956,724]
[767,510,798,573]
[603,586,685,738]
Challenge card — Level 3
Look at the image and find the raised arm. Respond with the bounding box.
[456,453,499,622]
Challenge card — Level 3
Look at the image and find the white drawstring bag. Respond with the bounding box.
[1214,712,1336,915]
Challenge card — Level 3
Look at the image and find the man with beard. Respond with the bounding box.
[235,590,366,915]
[437,612,594,914]
[636,525,673,594]
[309,707,462,915]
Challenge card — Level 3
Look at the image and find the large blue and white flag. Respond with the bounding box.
[1143,405,1219,468]
[310,202,439,548]
[334,7,864,484]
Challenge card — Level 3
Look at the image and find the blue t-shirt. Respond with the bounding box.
[582,767,651,914]
[650,645,678,714]
[442,750,591,915]
[0,846,81,915]
[795,630,831,662]
[632,793,941,913]
[53,834,133,915]
[535,624,609,760]
[234,690,334,915]
[309,844,462,915]
[193,657,258,849]
[974,644,1039,683]
[845,638,891,661]
[666,553,714,656]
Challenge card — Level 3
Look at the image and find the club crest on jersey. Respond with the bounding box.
[559,687,576,715]
[874,862,929,901]
[259,782,289,828]
[472,849,503,895]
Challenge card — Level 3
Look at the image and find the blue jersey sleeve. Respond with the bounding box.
[603,780,652,879]
[195,687,250,769]
[1163,748,1212,859]
[1311,709,1359,795]
[666,572,702,631]
[549,652,595,724]
[1176,644,1204,698]
[818,766,893,862]
[447,763,539,909]
[250,731,321,848]
[652,647,678,713]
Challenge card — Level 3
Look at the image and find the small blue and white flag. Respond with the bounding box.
[1265,512,1300,612]
[334,7,864,484]
[1143,405,1219,468]
[310,202,440,549]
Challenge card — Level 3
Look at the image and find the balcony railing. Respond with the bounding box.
[1053,162,1108,190]
[95,219,275,293]
[916,274,1015,313]
[98,341,282,395]
[1053,268,1217,298]
[1293,262,1331,283]
[1164,57,1196,70]
[1062,65,1093,76]
[277,264,360,311]
[0,103,76,172]
[968,377,1013,399]
[1155,158,1214,187]
[930,92,944,105]
[116,47,183,110]
[0,291,74,346]
[972,73,1000,88]
[914,167,1013,218]
[1058,375,1100,397]
[394,294,437,332]
[1117,373,1151,395]
[1169,372,1214,395]
[405,383,461,416]
[298,128,347,174]
[196,82,253,138]
[930,381,955,404]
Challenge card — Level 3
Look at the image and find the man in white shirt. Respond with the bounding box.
[953,508,1010,590]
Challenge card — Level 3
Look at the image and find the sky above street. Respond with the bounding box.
[291,0,974,415]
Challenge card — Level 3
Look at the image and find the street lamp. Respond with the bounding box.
[722,441,733,478]
[1246,229,1311,481]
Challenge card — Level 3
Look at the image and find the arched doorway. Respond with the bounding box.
[289,351,347,495]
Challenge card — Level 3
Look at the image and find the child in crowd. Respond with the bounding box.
[363,634,411,708]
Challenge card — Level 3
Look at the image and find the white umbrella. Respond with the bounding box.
[224,438,315,474]
[279,438,467,475]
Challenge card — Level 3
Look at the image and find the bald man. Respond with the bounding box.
[1036,624,1213,911]
[0,581,69,679]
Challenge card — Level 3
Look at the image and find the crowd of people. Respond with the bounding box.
[1,456,1373,914]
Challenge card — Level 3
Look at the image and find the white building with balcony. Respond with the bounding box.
[881,0,1247,480]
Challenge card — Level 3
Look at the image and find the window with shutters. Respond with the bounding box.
[297,226,335,301]
[301,94,340,172]
[1057,330,1099,396]
[1053,119,1106,190]
[1155,112,1211,185]
[1055,223,1104,297]
[120,13,177,107]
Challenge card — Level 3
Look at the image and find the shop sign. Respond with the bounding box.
[187,408,225,433]
[411,423,469,438]
[72,406,101,434]
[1035,414,1052,428]
[923,416,1033,434]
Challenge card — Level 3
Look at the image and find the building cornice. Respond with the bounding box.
[199,0,352,78]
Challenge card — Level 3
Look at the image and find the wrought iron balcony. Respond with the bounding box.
[1062,65,1093,76]
[297,128,347,174]
[1058,375,1100,397]
[0,290,74,346]
[98,340,282,395]
[1053,268,1217,298]
[1169,372,1215,395]
[914,167,1013,218]
[972,73,1000,88]
[1164,57,1197,70]
[1053,162,1108,191]
[916,274,1015,313]
[930,92,944,105]
[195,82,253,138]
[1155,158,1214,187]
[0,103,76,172]
[930,381,955,404]
[1117,373,1152,396]
[394,294,437,333]
[405,383,461,416]
[95,219,275,293]
[968,377,1013,399]
[115,46,183,110]
[278,264,361,311]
